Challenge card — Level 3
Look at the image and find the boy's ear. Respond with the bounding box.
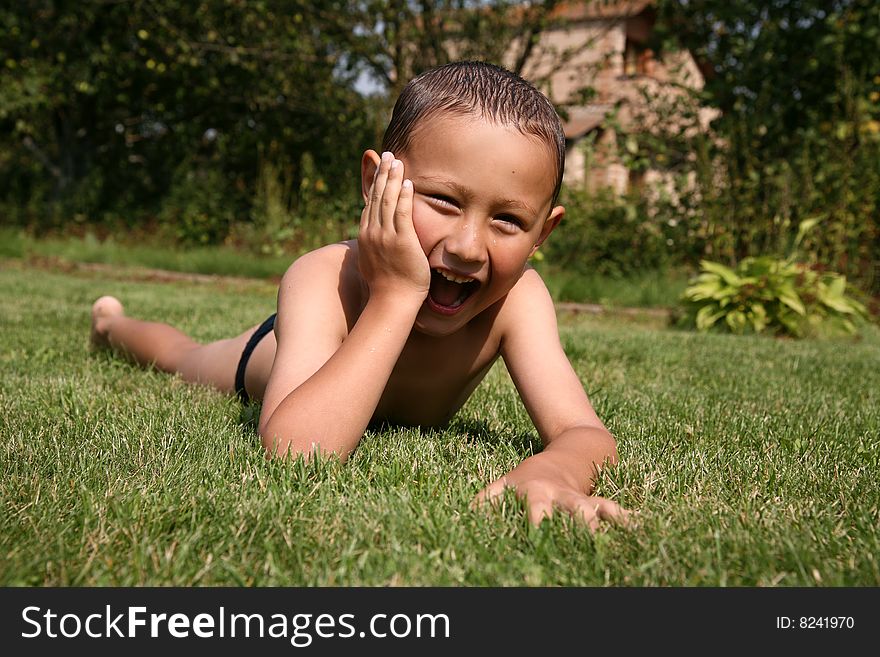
[361,150,381,203]
[530,205,564,257]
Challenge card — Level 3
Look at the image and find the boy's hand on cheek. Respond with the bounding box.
[359,152,431,302]
[472,454,630,531]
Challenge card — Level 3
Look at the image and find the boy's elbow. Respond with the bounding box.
[258,418,282,455]
[258,423,351,464]
[258,417,298,459]
[600,429,619,467]
[259,428,291,460]
[577,425,618,468]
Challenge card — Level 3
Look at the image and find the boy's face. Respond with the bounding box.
[369,114,564,337]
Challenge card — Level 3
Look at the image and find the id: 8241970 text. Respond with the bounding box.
[776,616,854,630]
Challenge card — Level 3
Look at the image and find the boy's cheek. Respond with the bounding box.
[410,204,435,255]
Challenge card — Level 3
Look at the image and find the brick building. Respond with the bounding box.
[516,0,712,193]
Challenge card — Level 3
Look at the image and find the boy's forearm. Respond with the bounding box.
[261,293,422,460]
[527,427,619,494]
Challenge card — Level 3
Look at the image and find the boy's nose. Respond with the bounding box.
[442,216,488,265]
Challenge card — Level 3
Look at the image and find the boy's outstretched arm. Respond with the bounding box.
[259,153,428,460]
[474,270,629,529]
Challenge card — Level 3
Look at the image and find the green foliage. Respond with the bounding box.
[0,227,294,280]
[235,150,361,256]
[539,265,688,308]
[544,186,686,278]
[246,152,299,256]
[342,1,567,96]
[4,0,878,289]
[0,0,373,238]
[650,0,880,293]
[158,162,242,246]
[0,1,575,248]
[680,256,868,337]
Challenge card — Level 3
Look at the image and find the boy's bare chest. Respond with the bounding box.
[374,329,501,427]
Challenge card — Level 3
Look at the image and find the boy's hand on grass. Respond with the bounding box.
[359,152,431,302]
[472,454,630,531]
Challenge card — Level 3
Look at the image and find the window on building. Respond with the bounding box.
[624,39,655,77]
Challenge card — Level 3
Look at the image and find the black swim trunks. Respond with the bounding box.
[235,313,276,405]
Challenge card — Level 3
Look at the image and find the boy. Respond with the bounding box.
[91,61,627,530]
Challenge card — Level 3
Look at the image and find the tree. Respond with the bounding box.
[332,1,566,98]
[0,0,372,231]
[0,1,604,246]
[652,0,880,289]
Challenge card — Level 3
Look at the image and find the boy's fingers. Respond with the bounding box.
[360,164,379,232]
[476,482,556,526]
[474,482,633,531]
[471,478,508,509]
[368,152,394,227]
[394,178,414,234]
[569,496,630,531]
[597,500,632,527]
[527,499,554,526]
[379,159,404,228]
[550,491,595,530]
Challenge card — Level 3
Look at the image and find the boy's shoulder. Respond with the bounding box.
[491,266,559,350]
[497,266,555,321]
[276,240,364,334]
[279,240,363,297]
[282,240,355,278]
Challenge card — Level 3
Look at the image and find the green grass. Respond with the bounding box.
[1,227,689,307]
[0,227,294,280]
[1,257,879,586]
[536,263,689,308]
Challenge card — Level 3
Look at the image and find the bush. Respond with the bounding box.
[545,187,688,278]
[235,152,361,257]
[158,163,243,246]
[679,256,869,337]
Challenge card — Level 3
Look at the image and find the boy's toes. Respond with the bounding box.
[90,296,124,348]
[92,296,125,319]
[92,295,124,320]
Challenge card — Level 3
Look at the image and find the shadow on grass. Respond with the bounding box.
[238,403,262,431]
[235,406,543,458]
[448,417,541,454]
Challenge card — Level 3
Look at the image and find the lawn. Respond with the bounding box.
[1,257,879,586]
[0,227,689,308]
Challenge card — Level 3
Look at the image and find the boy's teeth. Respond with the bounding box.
[434,268,473,284]
[429,268,479,309]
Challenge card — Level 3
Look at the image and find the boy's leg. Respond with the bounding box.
[90,295,276,398]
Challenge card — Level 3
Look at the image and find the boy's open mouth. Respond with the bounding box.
[428,268,480,313]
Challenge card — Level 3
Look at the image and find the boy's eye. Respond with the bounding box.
[494,214,523,230]
[428,194,459,210]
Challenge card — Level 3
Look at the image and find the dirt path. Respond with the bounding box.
[5,254,673,318]
[5,254,277,289]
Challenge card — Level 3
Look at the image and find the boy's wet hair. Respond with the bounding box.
[382,61,565,206]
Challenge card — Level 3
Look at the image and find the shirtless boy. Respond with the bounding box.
[91,61,627,529]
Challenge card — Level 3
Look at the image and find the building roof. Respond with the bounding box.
[562,104,612,139]
[551,0,654,21]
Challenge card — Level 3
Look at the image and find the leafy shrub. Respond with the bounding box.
[247,156,298,256]
[679,256,868,337]
[158,163,242,246]
[234,151,361,257]
[545,187,686,278]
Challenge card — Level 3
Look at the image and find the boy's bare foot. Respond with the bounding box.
[90,295,124,348]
